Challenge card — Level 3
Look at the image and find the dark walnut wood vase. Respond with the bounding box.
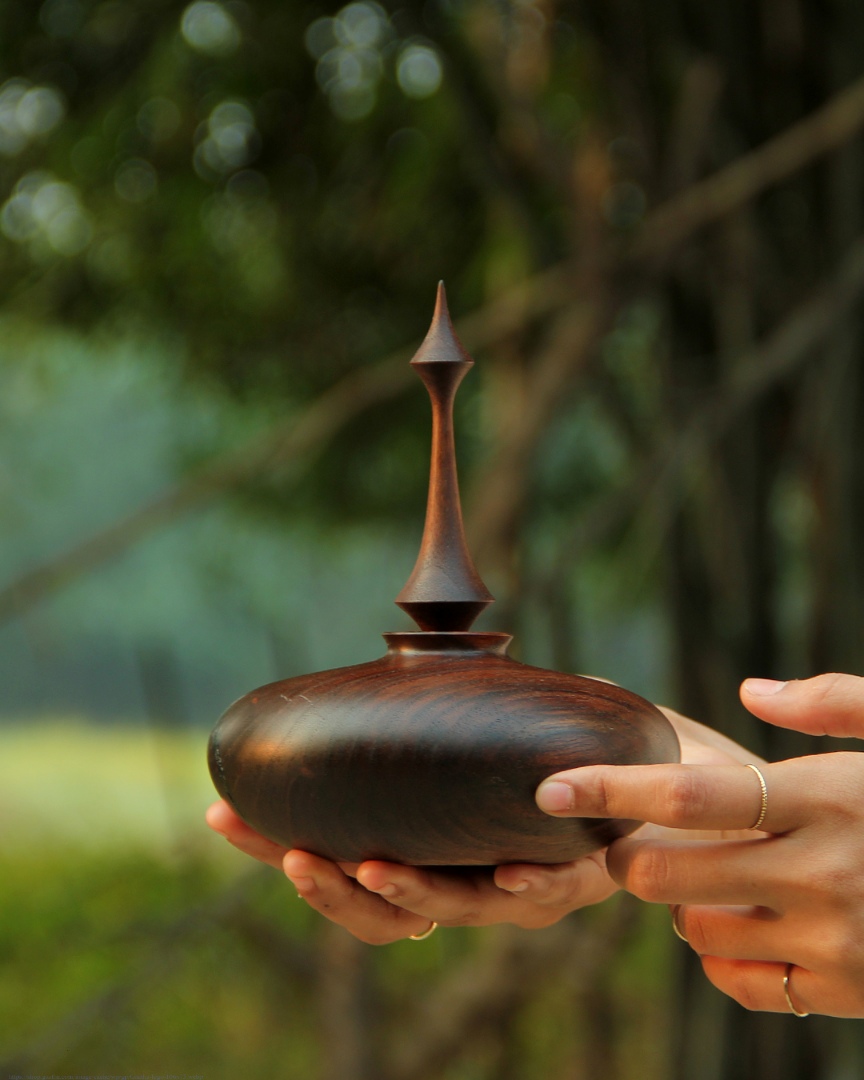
[208,285,680,866]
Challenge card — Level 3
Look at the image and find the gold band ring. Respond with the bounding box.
[783,963,810,1018]
[409,921,438,941]
[744,763,768,830]
[671,904,688,942]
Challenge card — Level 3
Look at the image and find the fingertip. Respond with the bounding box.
[355,862,394,893]
[741,678,787,699]
[205,800,235,834]
[283,849,319,884]
[536,780,575,814]
[285,851,319,894]
[493,866,532,893]
[494,870,555,897]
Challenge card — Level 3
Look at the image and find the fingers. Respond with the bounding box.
[356,863,517,927]
[536,760,809,835]
[741,673,864,739]
[606,836,788,906]
[673,905,792,964]
[699,957,809,1015]
[494,851,619,911]
[206,801,289,870]
[354,858,605,929]
[283,851,432,945]
[286,854,602,941]
[206,801,613,939]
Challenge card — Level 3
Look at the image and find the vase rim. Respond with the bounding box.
[383,631,512,657]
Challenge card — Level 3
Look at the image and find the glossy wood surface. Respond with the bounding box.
[209,634,680,865]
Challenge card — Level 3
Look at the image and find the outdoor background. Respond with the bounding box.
[2,0,864,1077]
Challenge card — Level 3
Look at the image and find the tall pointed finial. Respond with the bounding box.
[395,283,494,632]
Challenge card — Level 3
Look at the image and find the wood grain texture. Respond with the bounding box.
[209,633,680,866]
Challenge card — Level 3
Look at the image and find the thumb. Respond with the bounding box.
[740,673,864,739]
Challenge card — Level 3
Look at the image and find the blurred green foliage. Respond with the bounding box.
[0,0,621,528]
[0,841,676,1077]
[4,0,864,1076]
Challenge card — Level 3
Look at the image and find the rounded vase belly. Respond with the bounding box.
[208,640,680,866]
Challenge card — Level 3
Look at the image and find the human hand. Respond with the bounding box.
[536,673,864,1018]
[205,702,754,944]
[206,797,616,942]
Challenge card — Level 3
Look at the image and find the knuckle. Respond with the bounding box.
[809,672,847,710]
[817,671,846,694]
[625,845,673,901]
[591,770,617,816]
[665,770,708,826]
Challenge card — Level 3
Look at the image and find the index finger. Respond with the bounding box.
[535,762,808,834]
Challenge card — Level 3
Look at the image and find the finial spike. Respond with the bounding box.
[396,284,493,633]
[411,281,474,367]
[434,280,447,317]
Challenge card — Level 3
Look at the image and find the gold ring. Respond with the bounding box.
[671,904,688,942]
[409,921,438,941]
[744,763,768,830]
[783,963,810,1017]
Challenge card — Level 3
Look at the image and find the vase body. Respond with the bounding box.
[209,632,679,866]
[208,284,681,867]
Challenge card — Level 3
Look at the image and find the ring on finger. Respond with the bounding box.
[744,763,769,830]
[671,904,688,943]
[409,920,438,941]
[783,963,810,1018]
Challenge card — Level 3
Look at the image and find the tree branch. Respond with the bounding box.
[634,73,864,258]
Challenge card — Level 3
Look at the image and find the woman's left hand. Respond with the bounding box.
[537,673,864,1018]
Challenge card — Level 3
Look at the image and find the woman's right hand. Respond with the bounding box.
[536,674,864,1018]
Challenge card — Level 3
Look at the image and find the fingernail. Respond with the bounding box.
[743,678,787,696]
[287,875,315,893]
[536,781,574,813]
[367,882,398,897]
[500,880,530,893]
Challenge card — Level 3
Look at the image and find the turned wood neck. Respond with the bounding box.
[395,283,494,633]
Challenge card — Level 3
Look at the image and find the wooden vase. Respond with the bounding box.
[208,285,680,866]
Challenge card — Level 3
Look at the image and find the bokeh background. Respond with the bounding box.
[2,0,864,1076]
